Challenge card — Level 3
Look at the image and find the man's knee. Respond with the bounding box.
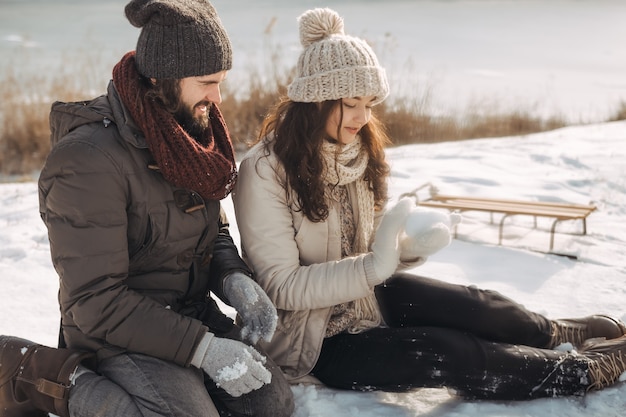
[250,362,295,417]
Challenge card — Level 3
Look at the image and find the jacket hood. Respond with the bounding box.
[49,95,113,147]
[49,81,145,148]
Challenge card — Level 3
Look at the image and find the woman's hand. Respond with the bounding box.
[369,198,414,284]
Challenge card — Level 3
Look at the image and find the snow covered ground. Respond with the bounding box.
[2,120,626,416]
[2,0,626,414]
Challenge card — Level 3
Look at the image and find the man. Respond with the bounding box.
[0,1,294,416]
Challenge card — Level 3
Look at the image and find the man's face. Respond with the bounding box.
[174,70,228,136]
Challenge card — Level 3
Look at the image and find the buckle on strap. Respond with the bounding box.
[36,378,69,400]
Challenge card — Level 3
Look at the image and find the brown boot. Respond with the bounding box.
[579,334,626,391]
[0,335,95,417]
[548,315,626,349]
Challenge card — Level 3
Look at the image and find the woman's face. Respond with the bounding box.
[325,96,376,145]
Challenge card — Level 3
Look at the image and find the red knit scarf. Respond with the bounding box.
[112,51,237,201]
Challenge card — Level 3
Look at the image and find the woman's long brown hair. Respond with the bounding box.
[256,97,390,222]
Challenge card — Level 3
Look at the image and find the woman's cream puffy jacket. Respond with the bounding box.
[233,141,382,381]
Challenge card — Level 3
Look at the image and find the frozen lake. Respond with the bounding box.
[1,0,625,122]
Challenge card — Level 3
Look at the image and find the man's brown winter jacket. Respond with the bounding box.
[39,81,251,366]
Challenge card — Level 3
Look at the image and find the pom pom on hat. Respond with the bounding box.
[287,8,389,105]
[298,7,344,47]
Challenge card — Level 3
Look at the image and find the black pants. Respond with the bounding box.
[311,273,590,400]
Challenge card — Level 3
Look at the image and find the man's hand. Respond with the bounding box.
[223,272,277,344]
[196,333,271,397]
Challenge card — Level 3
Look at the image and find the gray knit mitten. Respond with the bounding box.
[194,332,271,397]
[224,272,277,344]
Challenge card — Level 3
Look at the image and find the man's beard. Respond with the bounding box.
[174,101,211,141]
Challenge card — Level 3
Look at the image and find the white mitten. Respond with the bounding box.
[399,207,461,262]
[368,198,413,285]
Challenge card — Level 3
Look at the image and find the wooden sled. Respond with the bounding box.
[400,184,596,252]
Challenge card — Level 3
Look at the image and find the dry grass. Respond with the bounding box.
[0,71,52,175]
[0,51,107,177]
[609,100,626,122]
[219,47,294,151]
[1,50,622,177]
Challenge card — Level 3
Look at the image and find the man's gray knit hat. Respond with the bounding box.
[288,8,389,105]
[125,0,232,78]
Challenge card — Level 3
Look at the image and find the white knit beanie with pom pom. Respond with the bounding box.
[287,8,389,104]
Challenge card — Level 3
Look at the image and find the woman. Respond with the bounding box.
[0,2,294,417]
[233,7,626,400]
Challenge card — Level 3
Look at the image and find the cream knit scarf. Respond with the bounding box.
[321,137,382,333]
